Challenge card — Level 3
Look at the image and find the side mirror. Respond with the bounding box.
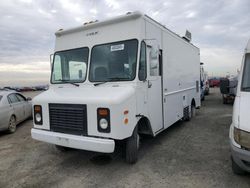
[150,59,158,69]
[27,97,32,101]
[150,48,158,59]
[150,47,159,70]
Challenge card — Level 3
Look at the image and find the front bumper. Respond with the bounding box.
[31,128,115,153]
[230,141,250,172]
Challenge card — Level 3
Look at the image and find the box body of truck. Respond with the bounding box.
[31,12,200,163]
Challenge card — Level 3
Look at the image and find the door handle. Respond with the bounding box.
[148,81,152,88]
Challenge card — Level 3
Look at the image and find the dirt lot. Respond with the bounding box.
[0,88,249,188]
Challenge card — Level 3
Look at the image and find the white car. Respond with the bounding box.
[230,39,250,174]
[0,90,32,133]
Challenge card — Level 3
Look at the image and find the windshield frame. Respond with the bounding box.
[50,46,89,85]
[88,39,139,83]
[241,53,250,92]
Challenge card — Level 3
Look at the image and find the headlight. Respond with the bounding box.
[35,113,42,122]
[234,127,250,149]
[34,105,43,125]
[99,118,108,129]
[97,108,110,133]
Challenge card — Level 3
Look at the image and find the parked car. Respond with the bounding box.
[19,87,35,92]
[209,77,220,87]
[230,39,250,174]
[0,90,32,133]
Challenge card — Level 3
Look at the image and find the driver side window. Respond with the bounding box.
[139,41,147,81]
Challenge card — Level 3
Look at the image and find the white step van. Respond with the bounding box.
[31,12,201,163]
[230,39,250,174]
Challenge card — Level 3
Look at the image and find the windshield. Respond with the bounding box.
[51,47,89,84]
[89,39,138,82]
[242,54,250,91]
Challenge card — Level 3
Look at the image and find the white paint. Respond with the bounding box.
[230,39,250,147]
[32,12,201,153]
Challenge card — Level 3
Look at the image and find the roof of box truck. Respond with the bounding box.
[55,11,143,37]
[55,11,198,49]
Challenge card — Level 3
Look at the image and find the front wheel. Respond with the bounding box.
[8,115,16,133]
[125,127,140,164]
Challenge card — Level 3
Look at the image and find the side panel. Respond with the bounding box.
[162,31,200,128]
[0,104,12,130]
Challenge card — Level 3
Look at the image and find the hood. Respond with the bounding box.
[239,92,250,132]
[33,85,136,105]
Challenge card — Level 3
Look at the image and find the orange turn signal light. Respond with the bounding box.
[98,108,108,116]
[34,105,41,112]
[124,118,129,124]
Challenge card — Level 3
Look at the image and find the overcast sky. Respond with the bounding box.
[0,0,249,86]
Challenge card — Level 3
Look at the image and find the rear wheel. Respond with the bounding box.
[232,157,245,175]
[125,127,140,164]
[8,115,16,133]
[191,104,196,118]
[185,103,196,121]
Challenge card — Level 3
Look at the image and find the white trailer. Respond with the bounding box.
[31,12,201,163]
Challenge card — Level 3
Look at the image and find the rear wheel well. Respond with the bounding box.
[137,116,153,136]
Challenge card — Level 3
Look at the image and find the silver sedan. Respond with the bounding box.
[0,90,32,133]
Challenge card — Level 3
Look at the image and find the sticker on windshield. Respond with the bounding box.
[111,44,124,52]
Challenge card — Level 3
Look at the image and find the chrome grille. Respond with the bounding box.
[49,104,87,135]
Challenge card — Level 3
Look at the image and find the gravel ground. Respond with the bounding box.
[0,88,249,188]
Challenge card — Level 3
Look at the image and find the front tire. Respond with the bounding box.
[8,115,16,133]
[125,127,140,164]
[232,158,245,175]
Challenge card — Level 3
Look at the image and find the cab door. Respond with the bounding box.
[16,93,31,119]
[146,44,163,133]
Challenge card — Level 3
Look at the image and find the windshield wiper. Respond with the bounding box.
[69,82,79,87]
[58,79,79,87]
[94,77,129,87]
[94,81,108,86]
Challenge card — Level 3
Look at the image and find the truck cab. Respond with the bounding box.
[230,39,250,174]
